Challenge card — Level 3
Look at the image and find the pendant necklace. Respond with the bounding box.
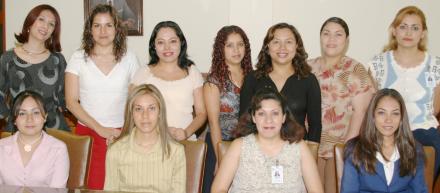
[18,132,43,152]
[21,46,48,55]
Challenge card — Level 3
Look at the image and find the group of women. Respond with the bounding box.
[0,3,439,193]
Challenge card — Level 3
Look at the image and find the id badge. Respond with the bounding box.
[425,72,436,88]
[271,165,284,184]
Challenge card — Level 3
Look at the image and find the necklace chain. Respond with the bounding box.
[21,46,48,55]
[18,132,43,152]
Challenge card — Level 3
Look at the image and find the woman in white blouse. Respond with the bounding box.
[64,4,139,190]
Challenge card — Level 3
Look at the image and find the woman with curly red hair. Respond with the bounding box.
[203,25,252,192]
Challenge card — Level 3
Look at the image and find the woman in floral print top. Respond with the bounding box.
[308,17,374,193]
[203,25,253,193]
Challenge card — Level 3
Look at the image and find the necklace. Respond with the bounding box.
[21,46,48,55]
[18,132,43,152]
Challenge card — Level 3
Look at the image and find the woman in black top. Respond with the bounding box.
[240,22,321,143]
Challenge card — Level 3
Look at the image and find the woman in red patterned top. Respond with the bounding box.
[308,17,375,193]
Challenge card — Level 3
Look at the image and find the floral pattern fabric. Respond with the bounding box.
[309,56,373,158]
[206,76,240,141]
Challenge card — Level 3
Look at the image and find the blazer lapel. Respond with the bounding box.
[388,160,400,187]
[376,162,388,185]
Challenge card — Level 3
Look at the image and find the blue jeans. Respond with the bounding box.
[413,127,440,178]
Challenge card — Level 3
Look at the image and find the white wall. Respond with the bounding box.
[6,0,440,72]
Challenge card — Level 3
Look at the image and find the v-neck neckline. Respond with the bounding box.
[89,57,119,77]
[267,73,295,93]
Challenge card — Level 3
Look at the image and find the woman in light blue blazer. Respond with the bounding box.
[341,88,428,193]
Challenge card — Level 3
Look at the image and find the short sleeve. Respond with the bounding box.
[65,50,85,75]
[433,56,440,85]
[190,66,204,89]
[130,66,152,86]
[349,62,374,96]
[206,74,220,86]
[366,53,386,84]
[125,51,141,80]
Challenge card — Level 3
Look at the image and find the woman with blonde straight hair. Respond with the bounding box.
[105,84,186,193]
[368,6,440,181]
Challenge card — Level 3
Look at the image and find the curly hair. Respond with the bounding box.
[15,4,62,52]
[207,25,253,93]
[81,4,127,62]
[255,23,311,79]
[234,88,305,143]
[148,21,194,70]
[347,88,419,176]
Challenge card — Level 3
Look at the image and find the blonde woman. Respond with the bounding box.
[368,6,440,179]
[104,84,185,193]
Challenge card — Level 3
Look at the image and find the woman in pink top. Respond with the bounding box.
[0,90,69,188]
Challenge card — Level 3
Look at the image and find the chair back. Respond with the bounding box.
[306,142,319,162]
[181,140,207,193]
[0,131,12,139]
[46,129,92,189]
[423,146,435,193]
[334,143,345,193]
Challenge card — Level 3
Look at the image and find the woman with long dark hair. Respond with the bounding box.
[341,88,427,192]
[240,22,322,144]
[131,21,206,141]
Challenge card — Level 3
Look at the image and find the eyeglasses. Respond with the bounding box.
[397,24,422,32]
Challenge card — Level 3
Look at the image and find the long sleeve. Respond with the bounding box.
[341,155,360,193]
[239,72,256,117]
[306,74,322,143]
[0,52,11,119]
[104,148,119,191]
[172,145,186,193]
[55,53,67,111]
[410,148,429,193]
[49,144,70,188]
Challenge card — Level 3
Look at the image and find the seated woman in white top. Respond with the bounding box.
[104,84,186,193]
[211,88,323,193]
[0,90,69,188]
[130,21,206,141]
